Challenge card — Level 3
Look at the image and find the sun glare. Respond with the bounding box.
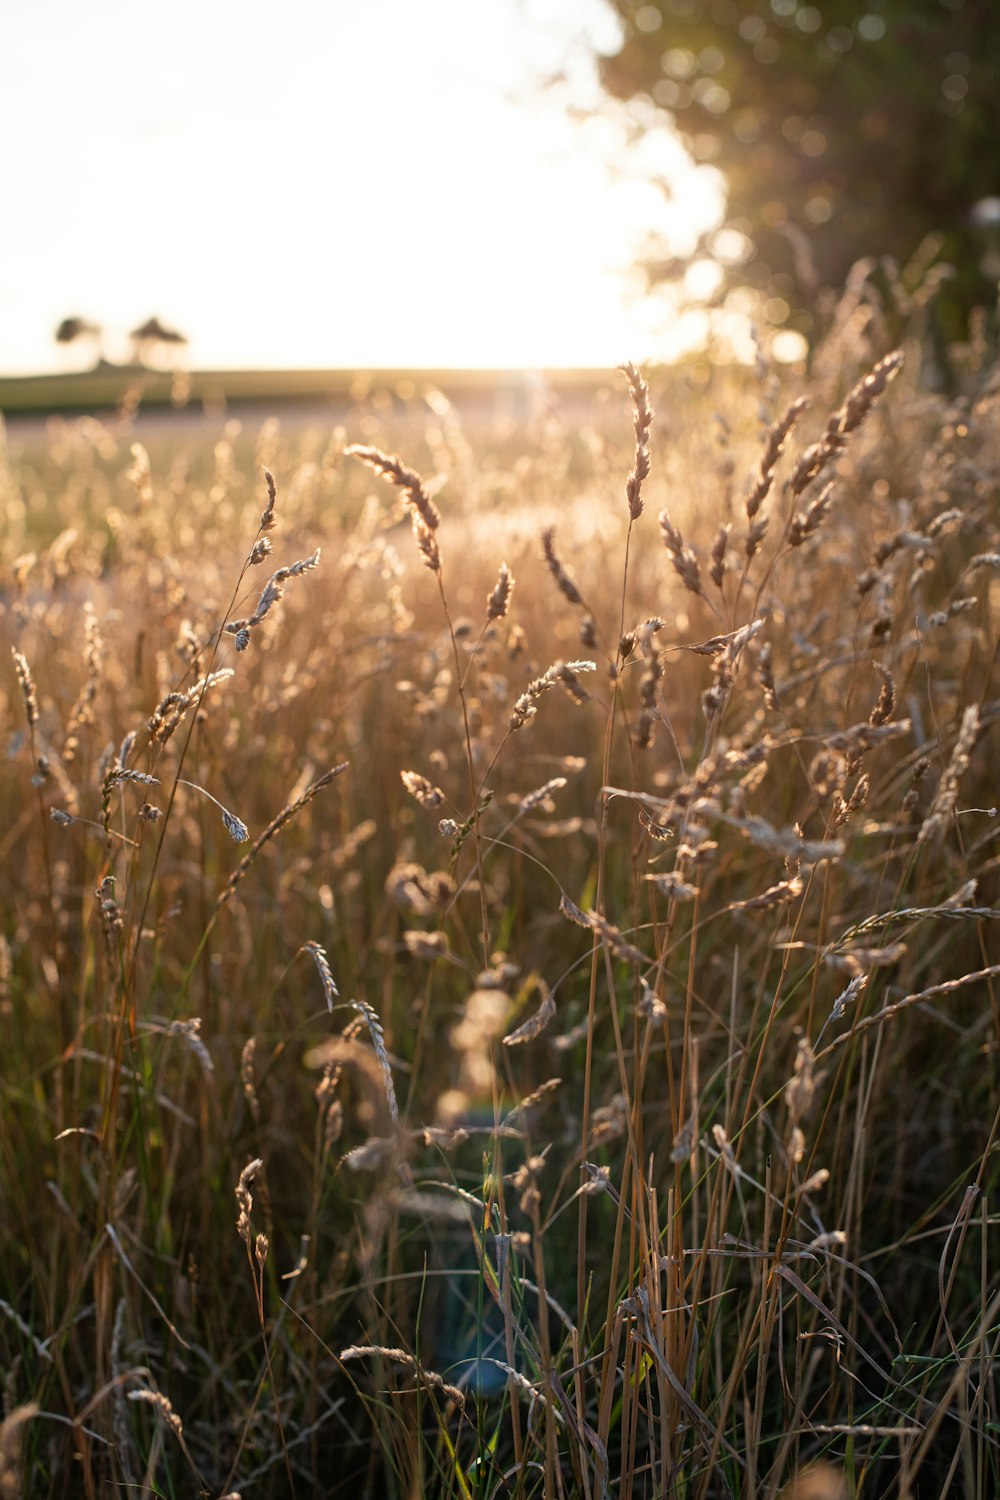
[2,0,723,374]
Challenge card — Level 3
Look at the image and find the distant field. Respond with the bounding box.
[0,362,611,418]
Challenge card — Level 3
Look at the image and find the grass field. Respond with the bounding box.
[0,364,612,420]
[1,332,998,1498]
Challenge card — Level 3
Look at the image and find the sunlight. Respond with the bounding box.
[1,0,723,373]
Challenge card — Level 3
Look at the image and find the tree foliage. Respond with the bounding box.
[54,316,103,367]
[597,0,1000,346]
[129,316,188,367]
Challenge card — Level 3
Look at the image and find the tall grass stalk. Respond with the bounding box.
[2,320,999,1496]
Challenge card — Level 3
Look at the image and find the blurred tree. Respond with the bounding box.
[54,316,103,366]
[596,1,1000,349]
[129,316,188,367]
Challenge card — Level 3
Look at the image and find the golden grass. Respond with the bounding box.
[1,337,999,1498]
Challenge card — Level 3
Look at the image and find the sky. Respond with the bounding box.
[2,0,726,373]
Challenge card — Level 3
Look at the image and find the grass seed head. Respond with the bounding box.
[541,526,583,607]
[619,360,652,520]
[486,560,514,620]
[11,649,39,726]
[260,466,278,531]
[235,1158,263,1244]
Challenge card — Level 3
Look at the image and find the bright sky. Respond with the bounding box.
[2,0,725,373]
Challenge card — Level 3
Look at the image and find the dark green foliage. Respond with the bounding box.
[598,1,1000,345]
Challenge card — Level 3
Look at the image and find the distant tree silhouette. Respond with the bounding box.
[54,316,103,366]
[129,316,189,368]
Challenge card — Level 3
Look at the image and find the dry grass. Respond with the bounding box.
[1,328,999,1499]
